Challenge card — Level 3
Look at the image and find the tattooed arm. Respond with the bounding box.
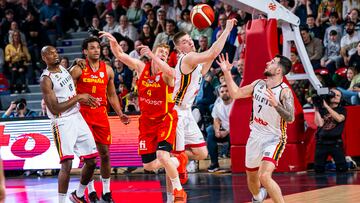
[266,88,295,123]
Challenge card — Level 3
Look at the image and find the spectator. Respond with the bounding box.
[154,8,166,35]
[159,0,176,20]
[346,8,360,32]
[349,41,360,68]
[316,0,342,26]
[223,3,238,20]
[145,9,157,32]
[194,72,217,123]
[211,14,237,45]
[7,21,26,46]
[142,2,153,14]
[177,9,193,34]
[323,12,343,47]
[342,0,360,20]
[129,40,143,60]
[153,19,177,48]
[1,9,16,43]
[115,15,139,42]
[314,88,348,173]
[300,26,323,69]
[2,98,37,118]
[15,0,38,23]
[321,30,342,73]
[126,0,144,27]
[175,0,192,21]
[233,27,246,62]
[103,12,119,34]
[139,23,155,49]
[340,21,360,66]
[100,0,126,21]
[5,30,31,93]
[191,26,213,46]
[197,35,209,53]
[39,99,47,117]
[290,51,305,73]
[39,0,63,42]
[206,84,233,172]
[294,0,317,26]
[236,10,251,26]
[338,64,360,105]
[60,56,69,69]
[78,0,98,30]
[306,14,323,40]
[0,48,4,72]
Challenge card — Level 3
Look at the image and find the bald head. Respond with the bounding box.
[41,46,60,67]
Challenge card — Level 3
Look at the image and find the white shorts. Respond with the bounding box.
[245,132,286,170]
[51,112,98,163]
[174,107,206,152]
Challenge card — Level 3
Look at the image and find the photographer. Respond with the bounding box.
[2,98,37,118]
[314,88,348,173]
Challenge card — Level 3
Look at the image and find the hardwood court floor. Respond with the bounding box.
[4,170,360,202]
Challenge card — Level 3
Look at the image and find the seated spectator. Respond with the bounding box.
[99,0,126,21]
[159,0,176,20]
[60,56,69,69]
[145,9,158,33]
[39,0,63,43]
[197,35,209,53]
[129,40,143,60]
[306,14,323,40]
[349,41,360,69]
[294,0,317,26]
[301,26,323,69]
[139,23,155,49]
[177,9,193,34]
[100,45,113,62]
[211,14,237,46]
[102,12,119,35]
[2,98,37,118]
[321,30,342,73]
[316,0,342,26]
[323,12,343,47]
[125,92,139,113]
[338,65,360,105]
[78,0,98,30]
[191,26,213,46]
[90,16,102,31]
[5,30,31,93]
[223,3,238,20]
[154,8,166,35]
[206,84,233,172]
[290,50,305,73]
[346,8,360,32]
[233,28,246,62]
[7,21,26,46]
[153,19,177,48]
[115,15,139,42]
[340,20,360,66]
[126,0,144,27]
[195,72,217,120]
[342,0,360,20]
[175,0,192,21]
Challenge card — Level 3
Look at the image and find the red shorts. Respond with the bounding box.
[138,111,178,155]
[80,106,111,145]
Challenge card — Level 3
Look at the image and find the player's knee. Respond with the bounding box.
[143,162,156,171]
[156,151,170,165]
[99,152,110,163]
[197,149,208,160]
[84,158,97,169]
[60,160,72,173]
[258,171,272,185]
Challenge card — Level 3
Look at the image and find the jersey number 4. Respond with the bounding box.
[147,90,152,97]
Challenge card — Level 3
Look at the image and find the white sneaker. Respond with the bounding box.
[186,160,198,173]
[251,187,267,203]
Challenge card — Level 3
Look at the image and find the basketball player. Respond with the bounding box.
[100,31,188,203]
[217,53,294,203]
[40,46,99,203]
[171,18,237,183]
[70,37,130,202]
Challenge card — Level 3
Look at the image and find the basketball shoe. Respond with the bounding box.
[175,152,188,184]
[173,188,187,203]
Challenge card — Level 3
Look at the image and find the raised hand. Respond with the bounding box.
[225,18,237,32]
[99,31,123,57]
[216,53,232,72]
[138,45,154,58]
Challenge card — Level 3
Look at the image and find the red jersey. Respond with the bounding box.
[137,62,174,118]
[76,60,108,108]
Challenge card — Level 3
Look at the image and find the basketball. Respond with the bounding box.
[190,4,215,29]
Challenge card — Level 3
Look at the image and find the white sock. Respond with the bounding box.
[76,183,87,198]
[167,192,174,203]
[170,177,182,190]
[170,157,180,168]
[58,193,66,203]
[101,177,111,194]
[253,191,261,200]
[88,180,96,193]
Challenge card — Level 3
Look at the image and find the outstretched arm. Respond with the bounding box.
[217,53,255,99]
[182,19,237,74]
[265,88,295,123]
[99,31,145,74]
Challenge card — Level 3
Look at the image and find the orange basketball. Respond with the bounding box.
[190,4,215,29]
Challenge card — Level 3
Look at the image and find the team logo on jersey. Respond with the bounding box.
[139,140,147,150]
[99,72,104,78]
[155,75,160,82]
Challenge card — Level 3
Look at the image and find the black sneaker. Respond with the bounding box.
[207,163,220,172]
[101,192,114,203]
[69,190,87,203]
[88,191,100,203]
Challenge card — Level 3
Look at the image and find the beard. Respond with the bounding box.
[346,29,355,35]
[222,95,230,101]
[264,71,274,77]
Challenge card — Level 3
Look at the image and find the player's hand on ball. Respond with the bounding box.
[225,19,237,32]
[216,53,232,72]
[265,88,278,107]
[120,114,130,125]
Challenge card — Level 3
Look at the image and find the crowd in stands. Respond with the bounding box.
[0,0,360,172]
